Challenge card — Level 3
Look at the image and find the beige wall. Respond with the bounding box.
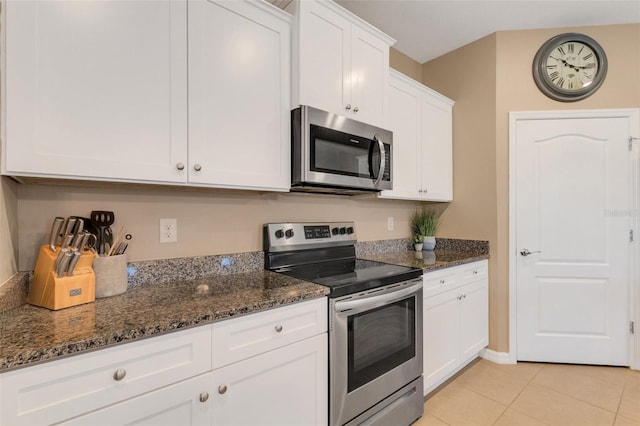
[0,177,19,283]
[422,23,640,353]
[390,48,422,81]
[16,183,420,271]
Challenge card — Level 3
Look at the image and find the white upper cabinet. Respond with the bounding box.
[2,0,291,192]
[2,0,189,183]
[287,0,394,128]
[188,0,291,191]
[380,69,454,201]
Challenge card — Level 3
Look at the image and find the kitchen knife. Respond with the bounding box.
[55,247,69,270]
[56,251,73,277]
[66,251,82,276]
[61,218,77,244]
[47,217,64,253]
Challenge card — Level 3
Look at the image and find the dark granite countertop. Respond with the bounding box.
[359,249,489,272]
[0,270,329,372]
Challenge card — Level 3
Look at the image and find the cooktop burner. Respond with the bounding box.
[263,222,422,298]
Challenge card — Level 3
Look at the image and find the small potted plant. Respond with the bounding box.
[410,208,440,251]
[412,234,424,251]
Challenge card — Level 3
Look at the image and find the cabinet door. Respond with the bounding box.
[420,95,453,201]
[57,374,212,426]
[188,0,291,191]
[211,334,328,426]
[380,72,422,200]
[459,279,489,360]
[349,25,389,127]
[296,1,351,118]
[3,0,188,183]
[423,289,460,395]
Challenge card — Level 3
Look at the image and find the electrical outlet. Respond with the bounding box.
[387,217,394,231]
[160,218,177,243]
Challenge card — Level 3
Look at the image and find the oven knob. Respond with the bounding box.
[339,227,346,235]
[331,227,339,235]
[275,229,284,239]
[346,227,354,234]
[285,229,295,238]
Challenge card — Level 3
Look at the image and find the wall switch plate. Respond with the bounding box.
[387,217,394,231]
[160,218,177,243]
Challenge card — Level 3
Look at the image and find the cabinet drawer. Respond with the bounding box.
[423,267,460,298]
[459,260,488,282]
[0,326,212,426]
[211,297,327,369]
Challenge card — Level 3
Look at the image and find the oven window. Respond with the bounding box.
[347,297,415,392]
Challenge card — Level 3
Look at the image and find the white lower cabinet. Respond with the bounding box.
[57,373,213,426]
[0,298,328,426]
[211,334,327,426]
[423,261,488,395]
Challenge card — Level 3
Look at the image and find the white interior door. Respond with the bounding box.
[515,115,632,366]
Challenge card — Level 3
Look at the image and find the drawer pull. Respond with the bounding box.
[275,324,283,333]
[473,270,478,275]
[218,385,228,395]
[199,392,209,403]
[113,369,126,381]
[439,279,445,284]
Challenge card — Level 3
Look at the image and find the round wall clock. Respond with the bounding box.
[532,33,607,102]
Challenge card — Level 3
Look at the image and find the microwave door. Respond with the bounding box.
[368,134,386,188]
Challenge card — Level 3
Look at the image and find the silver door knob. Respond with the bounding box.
[199,392,209,403]
[275,324,283,333]
[193,164,202,172]
[353,106,359,112]
[520,248,541,256]
[218,385,227,394]
[345,104,352,110]
[176,163,185,171]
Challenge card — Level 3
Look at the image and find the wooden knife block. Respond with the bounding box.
[27,245,97,310]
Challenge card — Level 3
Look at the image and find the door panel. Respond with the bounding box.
[516,116,630,365]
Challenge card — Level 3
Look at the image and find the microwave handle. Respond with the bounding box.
[373,135,386,187]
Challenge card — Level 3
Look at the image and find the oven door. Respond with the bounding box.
[330,279,423,426]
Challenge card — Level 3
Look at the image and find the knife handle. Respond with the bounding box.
[66,251,82,276]
[56,251,73,278]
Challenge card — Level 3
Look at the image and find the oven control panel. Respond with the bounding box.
[264,222,357,252]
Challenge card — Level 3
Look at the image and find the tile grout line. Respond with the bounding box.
[493,363,551,425]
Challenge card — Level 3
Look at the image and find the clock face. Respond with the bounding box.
[532,33,607,102]
[544,41,598,91]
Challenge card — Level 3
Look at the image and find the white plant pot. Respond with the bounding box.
[422,236,436,251]
[413,243,423,251]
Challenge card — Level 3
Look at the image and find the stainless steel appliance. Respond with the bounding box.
[291,106,393,194]
[264,222,423,426]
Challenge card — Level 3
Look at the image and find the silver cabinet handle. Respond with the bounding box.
[345,104,352,110]
[199,392,209,403]
[113,369,126,381]
[520,248,541,256]
[176,163,185,171]
[473,270,478,275]
[193,164,202,172]
[218,385,227,395]
[275,324,283,333]
[353,106,359,112]
[439,279,445,284]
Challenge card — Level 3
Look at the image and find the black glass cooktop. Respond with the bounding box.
[280,258,422,298]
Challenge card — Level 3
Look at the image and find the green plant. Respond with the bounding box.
[410,208,439,237]
[413,234,425,244]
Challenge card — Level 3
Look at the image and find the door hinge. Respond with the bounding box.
[630,230,634,242]
[631,321,635,335]
[631,137,639,151]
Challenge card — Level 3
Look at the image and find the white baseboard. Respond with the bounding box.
[480,348,516,364]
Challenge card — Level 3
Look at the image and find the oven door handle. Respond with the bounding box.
[334,280,422,315]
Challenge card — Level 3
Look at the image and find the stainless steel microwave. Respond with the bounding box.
[291,106,392,194]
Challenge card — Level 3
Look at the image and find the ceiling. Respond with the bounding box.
[332,0,640,63]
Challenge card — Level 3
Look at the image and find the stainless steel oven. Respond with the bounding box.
[330,279,423,426]
[291,106,392,194]
[264,222,423,426]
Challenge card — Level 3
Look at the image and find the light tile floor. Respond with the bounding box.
[415,359,640,426]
